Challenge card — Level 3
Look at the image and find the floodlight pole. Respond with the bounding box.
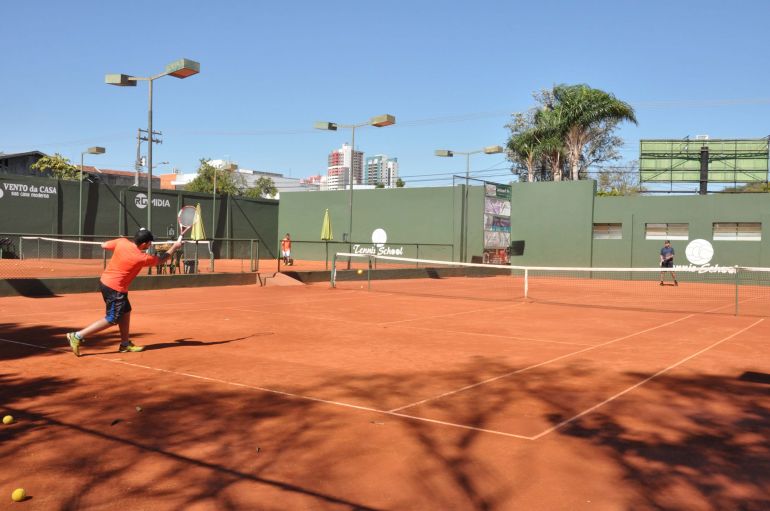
[435,145,503,261]
[79,147,105,258]
[314,115,395,268]
[105,59,200,232]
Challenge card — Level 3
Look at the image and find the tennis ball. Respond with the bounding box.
[11,488,26,502]
[2,415,13,425]
[357,269,364,275]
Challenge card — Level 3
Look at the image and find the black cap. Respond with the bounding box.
[134,228,154,245]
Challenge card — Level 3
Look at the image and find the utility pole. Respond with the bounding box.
[134,128,163,187]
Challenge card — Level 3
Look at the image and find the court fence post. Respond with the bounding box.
[524,268,529,299]
[734,266,739,316]
[330,253,337,288]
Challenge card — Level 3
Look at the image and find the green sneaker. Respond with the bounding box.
[119,342,144,353]
[66,332,82,357]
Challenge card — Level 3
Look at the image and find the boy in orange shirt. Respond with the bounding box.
[66,229,182,356]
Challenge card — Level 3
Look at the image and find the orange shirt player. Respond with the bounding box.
[66,229,182,356]
[280,233,292,266]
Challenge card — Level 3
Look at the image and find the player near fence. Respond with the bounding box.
[659,240,678,286]
[66,229,182,356]
[281,233,293,266]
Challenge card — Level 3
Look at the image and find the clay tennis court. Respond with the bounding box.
[1,275,768,510]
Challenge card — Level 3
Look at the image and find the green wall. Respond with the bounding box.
[509,181,596,266]
[278,186,470,261]
[593,194,770,268]
[0,174,278,259]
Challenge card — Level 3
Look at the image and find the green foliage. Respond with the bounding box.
[396,178,405,188]
[185,159,243,195]
[186,159,279,199]
[375,182,385,188]
[595,161,645,196]
[30,153,80,180]
[243,176,278,198]
[507,84,635,182]
[723,182,770,193]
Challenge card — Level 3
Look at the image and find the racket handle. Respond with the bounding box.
[177,235,183,243]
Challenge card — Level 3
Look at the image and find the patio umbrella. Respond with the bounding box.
[191,203,206,240]
[321,209,333,269]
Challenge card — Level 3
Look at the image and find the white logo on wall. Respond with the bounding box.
[0,188,3,199]
[352,228,405,256]
[685,239,714,265]
[134,193,171,209]
[678,239,734,274]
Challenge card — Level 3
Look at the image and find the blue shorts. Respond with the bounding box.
[100,282,132,324]
[661,259,674,269]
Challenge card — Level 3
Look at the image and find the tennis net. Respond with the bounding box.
[330,252,770,316]
[0,236,257,279]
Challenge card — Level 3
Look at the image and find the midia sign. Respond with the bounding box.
[134,193,171,209]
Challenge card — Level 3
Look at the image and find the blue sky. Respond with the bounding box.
[2,0,769,187]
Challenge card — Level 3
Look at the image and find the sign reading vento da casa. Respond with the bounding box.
[0,181,57,200]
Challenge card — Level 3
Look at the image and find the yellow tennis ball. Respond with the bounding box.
[2,415,13,425]
[11,488,26,502]
[356,269,364,275]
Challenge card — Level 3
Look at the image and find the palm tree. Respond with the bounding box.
[507,129,540,182]
[533,107,567,181]
[552,84,637,181]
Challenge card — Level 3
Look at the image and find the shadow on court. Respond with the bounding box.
[0,323,768,510]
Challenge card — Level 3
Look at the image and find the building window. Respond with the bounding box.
[593,223,622,239]
[713,222,761,241]
[645,223,688,240]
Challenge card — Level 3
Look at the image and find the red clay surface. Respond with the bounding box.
[1,276,768,510]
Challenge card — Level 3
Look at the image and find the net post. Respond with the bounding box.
[524,268,529,299]
[734,266,739,316]
[20,237,24,260]
[330,253,337,288]
[102,247,107,269]
[367,255,372,290]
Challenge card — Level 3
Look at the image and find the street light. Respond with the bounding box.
[314,114,396,265]
[106,58,200,231]
[435,145,503,261]
[79,146,106,257]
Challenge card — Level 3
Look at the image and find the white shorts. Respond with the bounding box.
[282,250,291,258]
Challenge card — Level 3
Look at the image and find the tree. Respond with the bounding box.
[552,84,637,181]
[243,177,278,199]
[506,85,634,182]
[185,159,244,195]
[722,181,770,193]
[375,182,385,188]
[31,153,80,180]
[396,178,405,188]
[595,161,644,196]
[506,112,540,182]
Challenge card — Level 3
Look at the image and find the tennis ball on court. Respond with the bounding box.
[11,488,26,502]
[2,415,13,425]
[357,269,364,275]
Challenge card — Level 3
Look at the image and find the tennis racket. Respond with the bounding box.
[177,205,197,242]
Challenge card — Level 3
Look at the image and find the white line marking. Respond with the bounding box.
[388,324,595,347]
[529,318,765,440]
[389,313,695,412]
[377,302,525,326]
[0,336,533,440]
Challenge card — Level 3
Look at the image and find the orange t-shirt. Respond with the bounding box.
[100,238,160,293]
[280,238,291,251]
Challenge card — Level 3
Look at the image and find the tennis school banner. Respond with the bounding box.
[483,182,512,261]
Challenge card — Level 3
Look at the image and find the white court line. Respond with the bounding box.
[388,313,695,412]
[389,324,595,347]
[0,336,533,441]
[377,302,525,326]
[0,290,362,319]
[529,318,765,440]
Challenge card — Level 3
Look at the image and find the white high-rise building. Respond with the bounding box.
[365,155,399,187]
[326,143,363,191]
